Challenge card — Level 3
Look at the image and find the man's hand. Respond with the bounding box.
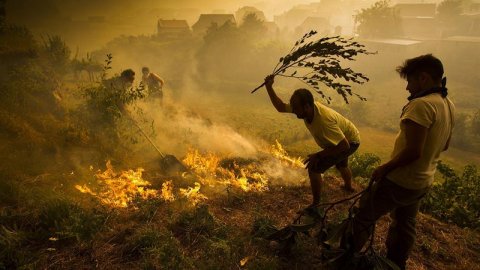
[371,164,390,182]
[264,75,275,89]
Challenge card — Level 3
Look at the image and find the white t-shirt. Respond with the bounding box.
[387,93,455,190]
[286,101,360,148]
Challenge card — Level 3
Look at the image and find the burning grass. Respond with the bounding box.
[74,141,306,209]
[2,169,479,269]
[75,160,158,208]
[40,142,479,270]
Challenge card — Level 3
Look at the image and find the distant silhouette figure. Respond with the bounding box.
[103,69,135,114]
[141,67,165,105]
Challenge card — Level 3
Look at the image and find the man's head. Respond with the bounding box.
[121,69,135,84]
[142,67,150,76]
[396,54,444,95]
[290,88,314,121]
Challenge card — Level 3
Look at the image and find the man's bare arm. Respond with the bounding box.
[264,75,288,113]
[151,73,165,87]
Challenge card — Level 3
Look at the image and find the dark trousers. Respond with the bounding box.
[351,178,429,269]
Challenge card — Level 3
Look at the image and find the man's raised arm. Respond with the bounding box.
[264,75,288,113]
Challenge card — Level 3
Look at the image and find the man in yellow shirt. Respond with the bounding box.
[142,66,165,104]
[347,54,455,270]
[263,75,360,207]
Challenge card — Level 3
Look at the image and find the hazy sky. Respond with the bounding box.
[6,0,318,22]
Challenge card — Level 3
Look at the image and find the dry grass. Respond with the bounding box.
[30,173,480,270]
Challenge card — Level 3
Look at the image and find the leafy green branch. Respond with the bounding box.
[252,31,375,103]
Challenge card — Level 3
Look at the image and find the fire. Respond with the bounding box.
[160,180,175,202]
[179,182,208,206]
[182,148,269,192]
[76,141,303,208]
[270,140,305,168]
[181,149,221,186]
[76,160,158,208]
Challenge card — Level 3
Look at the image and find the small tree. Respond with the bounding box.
[239,13,267,39]
[42,35,71,75]
[354,0,401,38]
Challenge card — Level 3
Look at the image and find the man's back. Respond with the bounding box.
[303,101,360,149]
[142,73,162,93]
[387,93,455,189]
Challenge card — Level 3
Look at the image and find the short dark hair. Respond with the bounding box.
[290,88,314,107]
[121,69,135,78]
[396,54,444,82]
[142,67,149,73]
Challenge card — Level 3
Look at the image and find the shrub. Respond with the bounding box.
[421,162,480,229]
[350,152,381,180]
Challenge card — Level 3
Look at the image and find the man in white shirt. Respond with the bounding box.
[347,54,455,269]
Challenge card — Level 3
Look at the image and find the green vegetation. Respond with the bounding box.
[350,152,381,180]
[422,162,480,229]
[450,110,480,153]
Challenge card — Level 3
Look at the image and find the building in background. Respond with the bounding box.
[157,19,191,40]
[192,14,236,36]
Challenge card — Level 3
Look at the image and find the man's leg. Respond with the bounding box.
[335,143,358,191]
[308,169,323,205]
[349,179,427,255]
[336,162,353,191]
[386,200,421,270]
[350,180,398,251]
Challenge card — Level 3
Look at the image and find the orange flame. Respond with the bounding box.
[270,140,305,168]
[76,160,158,208]
[160,180,175,202]
[182,148,269,192]
[76,141,302,207]
[180,182,208,206]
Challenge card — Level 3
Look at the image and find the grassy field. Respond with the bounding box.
[2,94,479,270]
[182,89,480,170]
[19,174,480,270]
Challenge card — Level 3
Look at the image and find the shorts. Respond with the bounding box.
[308,142,360,173]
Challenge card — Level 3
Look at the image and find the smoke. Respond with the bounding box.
[136,99,258,158]
[260,157,308,186]
[128,83,308,187]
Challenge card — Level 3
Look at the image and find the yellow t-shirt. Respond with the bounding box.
[286,101,360,149]
[387,93,455,190]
